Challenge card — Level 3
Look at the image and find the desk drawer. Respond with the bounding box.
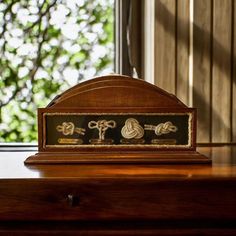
[0,178,236,220]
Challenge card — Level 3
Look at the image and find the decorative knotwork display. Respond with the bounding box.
[88,120,116,144]
[44,113,191,147]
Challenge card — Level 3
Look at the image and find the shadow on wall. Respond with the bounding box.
[155,1,233,142]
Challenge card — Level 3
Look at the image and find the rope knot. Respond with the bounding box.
[144,121,178,136]
[88,119,116,140]
[56,122,85,136]
[57,122,75,135]
[121,118,144,139]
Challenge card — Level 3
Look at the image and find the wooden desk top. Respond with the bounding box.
[1,145,236,179]
[1,145,236,233]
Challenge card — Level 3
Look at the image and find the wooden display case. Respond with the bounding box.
[25,75,210,164]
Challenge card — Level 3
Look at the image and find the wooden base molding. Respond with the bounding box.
[25,151,210,164]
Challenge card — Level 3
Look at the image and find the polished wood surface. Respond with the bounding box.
[0,145,236,235]
[49,75,186,108]
[1,146,235,179]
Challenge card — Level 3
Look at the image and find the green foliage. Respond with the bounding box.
[0,0,114,142]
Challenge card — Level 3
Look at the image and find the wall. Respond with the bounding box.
[153,0,236,143]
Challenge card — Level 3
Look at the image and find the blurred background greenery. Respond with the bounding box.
[0,0,114,142]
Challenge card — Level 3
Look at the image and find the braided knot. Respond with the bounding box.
[121,118,144,139]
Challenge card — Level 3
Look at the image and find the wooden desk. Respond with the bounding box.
[0,146,236,235]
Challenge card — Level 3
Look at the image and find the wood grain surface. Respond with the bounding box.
[0,178,236,221]
[233,0,236,142]
[192,0,212,143]
[176,0,189,105]
[1,146,236,179]
[155,0,176,94]
[0,145,236,234]
[153,0,235,143]
[212,0,232,142]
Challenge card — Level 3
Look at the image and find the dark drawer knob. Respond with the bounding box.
[67,194,80,207]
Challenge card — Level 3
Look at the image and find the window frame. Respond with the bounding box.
[115,0,144,78]
[0,0,144,149]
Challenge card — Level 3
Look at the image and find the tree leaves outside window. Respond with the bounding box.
[0,0,114,142]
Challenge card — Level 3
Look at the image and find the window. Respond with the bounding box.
[0,0,114,143]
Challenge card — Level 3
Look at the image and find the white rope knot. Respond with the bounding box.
[121,118,144,139]
[88,120,116,140]
[56,122,85,136]
[57,122,75,135]
[144,121,178,136]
